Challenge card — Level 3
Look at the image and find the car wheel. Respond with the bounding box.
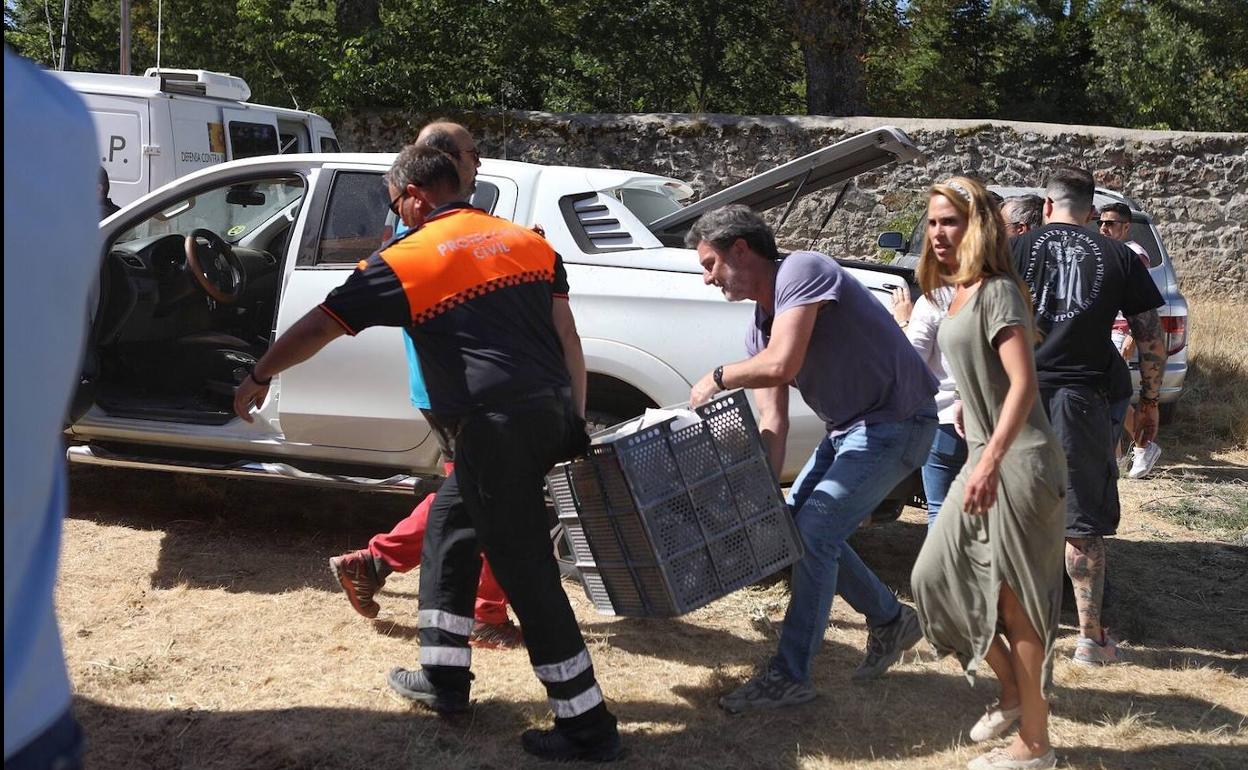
[1159,401,1178,426]
[585,408,630,437]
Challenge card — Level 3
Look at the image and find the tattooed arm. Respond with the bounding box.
[1125,308,1166,444]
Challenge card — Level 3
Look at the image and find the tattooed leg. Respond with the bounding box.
[1065,536,1106,641]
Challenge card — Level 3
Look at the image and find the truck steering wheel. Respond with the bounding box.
[184,228,246,304]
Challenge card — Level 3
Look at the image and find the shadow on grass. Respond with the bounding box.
[1060,744,1245,770]
[73,663,1247,770]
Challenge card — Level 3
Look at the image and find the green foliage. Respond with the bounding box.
[4,0,1244,130]
[1091,1,1248,132]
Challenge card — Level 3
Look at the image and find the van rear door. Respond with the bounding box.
[87,94,149,209]
[222,108,280,160]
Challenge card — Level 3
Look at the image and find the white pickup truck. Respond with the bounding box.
[69,127,923,493]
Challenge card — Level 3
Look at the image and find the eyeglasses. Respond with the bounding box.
[388,190,407,216]
[458,147,481,163]
[1097,219,1128,228]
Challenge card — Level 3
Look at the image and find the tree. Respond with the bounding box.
[783,0,867,115]
[1090,0,1248,132]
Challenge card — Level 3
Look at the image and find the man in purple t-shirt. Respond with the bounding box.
[688,205,938,714]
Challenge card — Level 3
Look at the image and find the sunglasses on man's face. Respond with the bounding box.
[1098,219,1129,228]
[388,190,407,216]
[459,147,481,163]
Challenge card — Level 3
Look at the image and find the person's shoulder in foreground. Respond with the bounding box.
[5,46,97,769]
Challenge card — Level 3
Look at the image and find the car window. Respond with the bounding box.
[115,176,305,245]
[469,181,500,215]
[1083,220,1163,268]
[318,171,391,264]
[320,136,341,153]
[615,188,684,225]
[377,180,504,243]
[228,121,280,160]
[908,219,925,255]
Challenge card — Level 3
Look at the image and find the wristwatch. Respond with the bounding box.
[713,365,726,391]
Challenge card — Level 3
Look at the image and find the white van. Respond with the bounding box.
[52,68,340,209]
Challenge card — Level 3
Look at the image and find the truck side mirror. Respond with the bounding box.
[877,231,906,251]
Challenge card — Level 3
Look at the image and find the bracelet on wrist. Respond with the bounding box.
[249,369,273,387]
[713,365,726,391]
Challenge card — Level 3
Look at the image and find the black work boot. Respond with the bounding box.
[520,721,623,762]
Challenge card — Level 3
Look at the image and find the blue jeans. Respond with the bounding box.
[921,422,968,530]
[772,407,937,683]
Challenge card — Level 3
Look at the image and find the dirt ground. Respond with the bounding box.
[59,301,1247,770]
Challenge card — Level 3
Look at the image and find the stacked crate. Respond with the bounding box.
[546,390,803,616]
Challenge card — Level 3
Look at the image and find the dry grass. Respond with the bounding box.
[1166,299,1248,453]
[57,298,1247,770]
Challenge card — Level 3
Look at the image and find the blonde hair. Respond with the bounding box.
[918,176,1031,312]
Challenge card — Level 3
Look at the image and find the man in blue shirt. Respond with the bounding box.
[688,205,938,713]
[328,123,521,647]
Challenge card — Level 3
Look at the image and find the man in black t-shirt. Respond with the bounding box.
[1011,167,1165,666]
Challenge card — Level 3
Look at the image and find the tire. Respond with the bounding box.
[584,408,630,437]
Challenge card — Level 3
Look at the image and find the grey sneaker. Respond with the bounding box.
[853,605,923,682]
[718,667,817,714]
[387,666,471,714]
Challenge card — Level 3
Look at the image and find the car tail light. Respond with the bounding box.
[1162,314,1186,355]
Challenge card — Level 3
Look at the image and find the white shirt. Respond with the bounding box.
[4,49,101,758]
[905,287,958,424]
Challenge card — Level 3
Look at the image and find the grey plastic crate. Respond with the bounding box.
[546,390,804,617]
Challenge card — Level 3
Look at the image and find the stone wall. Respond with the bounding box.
[339,112,1248,297]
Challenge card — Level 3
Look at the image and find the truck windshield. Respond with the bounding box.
[116,177,305,244]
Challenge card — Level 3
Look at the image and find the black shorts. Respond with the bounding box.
[1040,386,1120,538]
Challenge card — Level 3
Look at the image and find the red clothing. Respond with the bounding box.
[367,462,509,625]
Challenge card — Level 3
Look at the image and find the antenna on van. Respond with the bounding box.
[156,0,163,71]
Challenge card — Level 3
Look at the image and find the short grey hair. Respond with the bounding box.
[684,204,779,261]
[383,143,460,194]
[1044,167,1095,214]
[1002,194,1043,229]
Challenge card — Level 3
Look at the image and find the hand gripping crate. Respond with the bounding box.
[546,390,804,617]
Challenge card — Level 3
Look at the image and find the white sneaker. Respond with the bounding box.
[1127,442,1162,479]
[969,702,1022,742]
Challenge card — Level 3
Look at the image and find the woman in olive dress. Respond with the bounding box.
[910,176,1067,770]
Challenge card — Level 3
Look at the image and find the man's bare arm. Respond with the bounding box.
[754,384,790,477]
[1125,308,1166,444]
[552,297,587,419]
